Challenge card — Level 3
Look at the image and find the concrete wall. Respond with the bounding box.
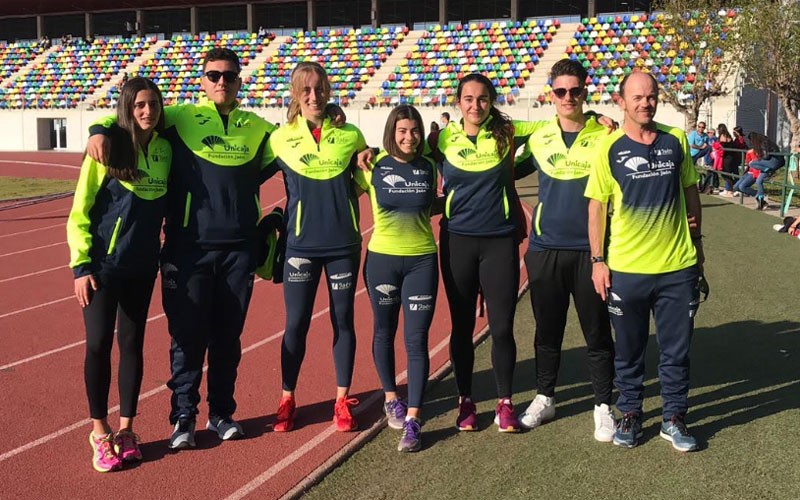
[0,92,738,153]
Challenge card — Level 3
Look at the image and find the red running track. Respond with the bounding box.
[0,153,529,499]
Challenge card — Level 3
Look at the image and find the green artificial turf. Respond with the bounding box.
[305,194,800,500]
[0,177,75,200]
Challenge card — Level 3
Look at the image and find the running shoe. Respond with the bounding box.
[593,404,616,442]
[613,412,643,449]
[274,395,296,432]
[398,418,423,452]
[455,398,478,431]
[384,399,408,430]
[493,400,521,433]
[333,397,359,432]
[207,415,244,441]
[519,394,555,429]
[113,429,142,462]
[168,419,196,450]
[660,415,699,452]
[90,432,122,472]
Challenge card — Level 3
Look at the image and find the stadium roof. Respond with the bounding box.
[0,0,252,17]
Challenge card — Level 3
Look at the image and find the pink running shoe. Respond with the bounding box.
[114,430,143,462]
[493,400,521,433]
[456,398,478,431]
[90,432,122,472]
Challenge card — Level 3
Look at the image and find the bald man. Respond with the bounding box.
[584,71,704,452]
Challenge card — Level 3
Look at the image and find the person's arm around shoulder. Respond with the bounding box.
[67,154,106,307]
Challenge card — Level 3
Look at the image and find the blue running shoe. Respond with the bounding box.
[384,399,408,430]
[398,418,422,452]
[660,415,698,452]
[613,412,642,448]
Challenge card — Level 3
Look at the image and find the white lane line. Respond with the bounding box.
[0,311,166,372]
[0,223,65,239]
[0,265,67,284]
[0,241,63,258]
[0,225,376,462]
[0,159,80,170]
[0,296,73,320]
[0,207,69,221]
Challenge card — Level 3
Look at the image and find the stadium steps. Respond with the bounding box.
[355,30,425,104]
[0,45,59,91]
[240,37,280,83]
[523,22,579,102]
[81,39,169,109]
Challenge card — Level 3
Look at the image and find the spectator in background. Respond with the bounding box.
[732,133,785,210]
[427,121,440,152]
[440,112,450,128]
[716,124,739,197]
[732,126,747,150]
[688,122,710,166]
[699,128,720,194]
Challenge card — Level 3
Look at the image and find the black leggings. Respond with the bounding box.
[83,273,155,419]
[364,251,438,409]
[281,251,360,390]
[440,232,518,399]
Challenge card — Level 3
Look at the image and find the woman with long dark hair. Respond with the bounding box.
[67,77,169,471]
[355,105,439,452]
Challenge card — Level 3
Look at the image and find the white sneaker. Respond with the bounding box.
[593,404,616,442]
[519,394,555,429]
[773,224,785,232]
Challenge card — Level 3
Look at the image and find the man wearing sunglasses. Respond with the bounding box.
[585,71,704,452]
[513,59,616,442]
[86,48,278,449]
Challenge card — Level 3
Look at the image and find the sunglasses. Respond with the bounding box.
[204,70,239,84]
[552,87,583,99]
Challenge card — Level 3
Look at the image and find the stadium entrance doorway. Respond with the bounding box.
[37,118,67,150]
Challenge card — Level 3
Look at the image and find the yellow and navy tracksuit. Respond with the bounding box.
[355,151,439,409]
[585,122,700,419]
[514,116,614,406]
[437,118,542,399]
[90,98,277,424]
[67,131,171,420]
[264,117,366,391]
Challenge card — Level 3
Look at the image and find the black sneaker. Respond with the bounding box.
[613,412,643,448]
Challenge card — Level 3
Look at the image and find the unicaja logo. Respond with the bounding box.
[376,284,399,305]
[201,135,225,150]
[287,257,312,271]
[382,175,406,187]
[299,153,319,167]
[623,157,648,172]
[546,152,566,167]
[457,148,477,159]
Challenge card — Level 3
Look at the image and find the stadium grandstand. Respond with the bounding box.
[0,0,773,151]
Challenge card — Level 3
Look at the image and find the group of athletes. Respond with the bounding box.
[67,46,704,473]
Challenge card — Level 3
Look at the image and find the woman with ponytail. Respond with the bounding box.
[67,77,170,471]
[263,61,368,433]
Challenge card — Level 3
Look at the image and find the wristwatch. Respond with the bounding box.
[590,256,605,264]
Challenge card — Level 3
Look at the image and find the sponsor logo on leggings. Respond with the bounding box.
[607,291,623,316]
[375,283,399,305]
[330,272,353,291]
[161,262,178,290]
[287,257,312,283]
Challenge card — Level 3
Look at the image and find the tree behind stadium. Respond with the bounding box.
[654,0,739,130]
[735,0,800,150]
